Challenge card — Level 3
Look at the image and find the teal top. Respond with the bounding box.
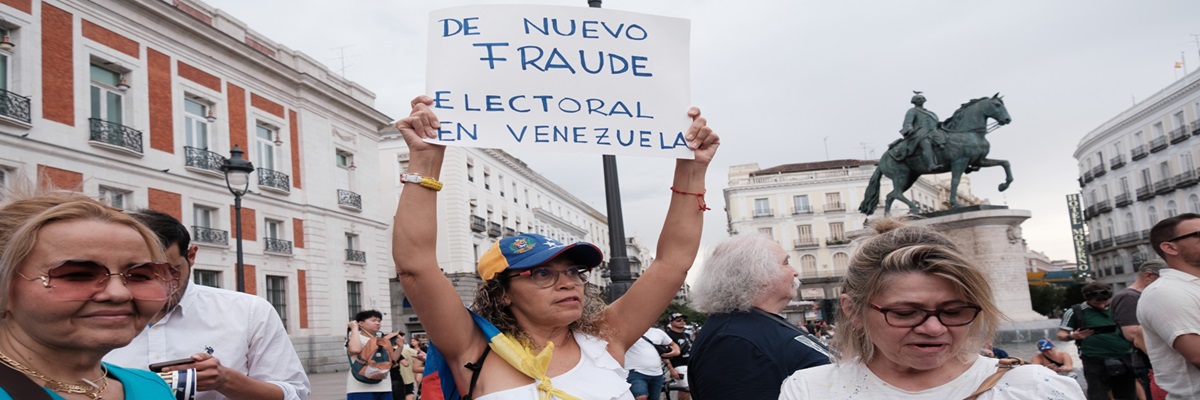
[0,362,175,399]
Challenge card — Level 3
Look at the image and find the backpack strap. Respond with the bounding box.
[461,346,491,400]
[963,357,1028,400]
[0,362,52,400]
[640,336,655,346]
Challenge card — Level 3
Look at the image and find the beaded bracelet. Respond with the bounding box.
[670,187,710,212]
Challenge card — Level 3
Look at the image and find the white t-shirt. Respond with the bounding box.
[780,355,1084,400]
[624,328,672,376]
[1137,268,1200,400]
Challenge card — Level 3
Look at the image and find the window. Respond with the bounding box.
[1113,141,1123,157]
[266,275,288,330]
[98,186,130,209]
[753,198,771,217]
[1119,177,1130,195]
[1124,213,1135,233]
[792,195,810,214]
[256,124,277,170]
[524,189,530,208]
[347,281,362,318]
[1134,131,1144,145]
[1160,162,1171,180]
[1141,169,1152,187]
[512,182,518,204]
[467,162,475,182]
[184,98,211,150]
[336,151,353,168]
[825,192,841,208]
[797,225,813,241]
[193,205,215,228]
[829,222,845,240]
[346,232,359,251]
[1148,207,1159,227]
[833,252,849,269]
[0,168,6,189]
[1154,122,1164,139]
[0,28,10,91]
[484,171,491,190]
[1106,218,1115,239]
[758,227,773,240]
[1183,152,1195,173]
[265,219,282,240]
[499,175,505,197]
[194,269,221,288]
[1191,195,1200,214]
[1174,112,1186,130]
[1167,201,1178,218]
[800,255,817,274]
[89,64,124,124]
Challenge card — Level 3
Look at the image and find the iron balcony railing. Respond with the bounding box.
[824,203,846,212]
[1150,136,1168,152]
[1114,193,1132,207]
[257,168,291,192]
[793,238,820,249]
[753,208,774,218]
[1192,120,1200,135]
[192,226,228,245]
[1169,126,1190,144]
[791,206,813,215]
[1110,155,1125,170]
[1114,231,1145,245]
[1092,164,1106,177]
[1131,145,1148,160]
[504,227,516,237]
[1083,205,1095,220]
[88,118,143,154]
[185,146,226,173]
[1083,171,1093,183]
[1175,170,1198,188]
[264,238,293,254]
[1095,200,1112,213]
[470,215,486,232]
[1154,179,1174,194]
[346,249,367,263]
[1132,252,1148,265]
[1136,185,1154,200]
[826,237,851,246]
[338,189,362,210]
[488,222,502,237]
[0,88,31,123]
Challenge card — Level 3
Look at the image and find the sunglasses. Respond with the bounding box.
[1166,229,1200,243]
[17,260,174,301]
[1084,290,1112,299]
[505,265,591,288]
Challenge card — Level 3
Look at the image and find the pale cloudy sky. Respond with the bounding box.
[205,0,1200,261]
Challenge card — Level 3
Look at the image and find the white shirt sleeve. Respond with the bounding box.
[244,297,311,400]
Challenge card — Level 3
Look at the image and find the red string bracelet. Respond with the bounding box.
[670,187,711,212]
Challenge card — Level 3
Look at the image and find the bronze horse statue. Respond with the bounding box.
[859,94,1013,216]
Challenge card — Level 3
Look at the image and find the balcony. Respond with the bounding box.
[1150,136,1168,153]
[826,237,851,246]
[264,238,293,254]
[1169,126,1190,144]
[824,203,846,213]
[337,189,362,211]
[1131,145,1148,160]
[753,208,774,218]
[504,227,516,237]
[1136,185,1154,200]
[1154,179,1175,194]
[0,88,31,124]
[1132,252,1148,266]
[257,168,291,193]
[1175,170,1198,188]
[192,226,228,246]
[1091,164,1106,177]
[1110,155,1125,170]
[470,215,486,232]
[1114,231,1146,245]
[1095,200,1112,214]
[1082,171,1093,184]
[345,249,367,264]
[793,238,820,249]
[791,206,813,215]
[488,222,502,237]
[1192,120,1200,135]
[185,146,226,174]
[1114,192,1132,207]
[88,118,143,155]
[1084,205,1095,220]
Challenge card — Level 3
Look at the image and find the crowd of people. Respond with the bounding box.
[0,94,1197,400]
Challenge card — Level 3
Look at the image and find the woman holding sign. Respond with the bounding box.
[393,95,717,400]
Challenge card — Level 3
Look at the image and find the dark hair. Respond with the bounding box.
[355,309,383,322]
[1150,213,1200,258]
[130,208,190,257]
[1081,281,1112,298]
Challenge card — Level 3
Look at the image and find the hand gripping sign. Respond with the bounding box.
[426,5,692,159]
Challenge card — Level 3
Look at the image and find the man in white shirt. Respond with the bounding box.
[1140,214,1200,399]
[624,327,679,400]
[106,209,310,400]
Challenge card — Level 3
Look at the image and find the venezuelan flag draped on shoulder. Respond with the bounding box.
[421,310,582,400]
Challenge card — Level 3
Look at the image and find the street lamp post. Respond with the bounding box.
[221,145,255,293]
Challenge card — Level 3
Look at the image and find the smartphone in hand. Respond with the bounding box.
[149,357,195,372]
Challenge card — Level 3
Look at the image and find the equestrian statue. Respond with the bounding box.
[858,92,1013,216]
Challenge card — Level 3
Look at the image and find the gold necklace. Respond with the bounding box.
[0,349,108,399]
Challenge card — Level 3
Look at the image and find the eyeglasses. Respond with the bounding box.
[671,318,686,322]
[1083,290,1112,299]
[506,265,590,288]
[1167,229,1200,242]
[17,260,174,301]
[869,303,982,328]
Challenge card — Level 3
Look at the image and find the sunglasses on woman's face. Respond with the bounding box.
[17,260,173,301]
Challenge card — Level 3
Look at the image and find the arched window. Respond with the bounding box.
[1167,200,1179,218]
[833,252,849,269]
[800,255,817,275]
[1190,194,1200,214]
[1148,206,1159,227]
[1124,212,1136,233]
[1106,218,1115,239]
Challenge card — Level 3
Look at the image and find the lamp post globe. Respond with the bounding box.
[221,145,255,292]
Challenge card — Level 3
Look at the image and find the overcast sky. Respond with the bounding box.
[205,0,1200,262]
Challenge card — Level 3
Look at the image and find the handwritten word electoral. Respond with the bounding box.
[432,91,654,119]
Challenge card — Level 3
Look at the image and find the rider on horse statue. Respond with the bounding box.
[898,91,944,171]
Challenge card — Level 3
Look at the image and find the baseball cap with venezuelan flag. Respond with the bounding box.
[477,233,604,282]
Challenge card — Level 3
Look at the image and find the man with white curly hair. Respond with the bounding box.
[686,235,831,399]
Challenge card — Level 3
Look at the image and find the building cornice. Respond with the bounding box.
[1076,71,1200,156]
[482,149,606,221]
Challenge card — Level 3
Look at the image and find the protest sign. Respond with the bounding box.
[426,5,692,158]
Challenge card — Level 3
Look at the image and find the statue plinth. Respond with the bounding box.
[858,207,1046,323]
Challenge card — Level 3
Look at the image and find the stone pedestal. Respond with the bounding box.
[906,206,1045,322]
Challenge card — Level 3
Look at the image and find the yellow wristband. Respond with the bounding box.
[401,173,442,192]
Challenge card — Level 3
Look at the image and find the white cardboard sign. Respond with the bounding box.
[425,5,692,158]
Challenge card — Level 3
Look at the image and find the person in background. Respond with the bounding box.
[624,326,678,400]
[1141,214,1200,399]
[663,313,693,400]
[780,218,1083,399]
[1110,259,1165,400]
[1032,339,1076,376]
[106,209,310,400]
[688,234,832,399]
[409,339,425,398]
[388,331,415,400]
[1059,282,1136,400]
[346,310,396,400]
[0,188,176,399]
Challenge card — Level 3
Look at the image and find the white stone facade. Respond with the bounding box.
[1073,68,1200,290]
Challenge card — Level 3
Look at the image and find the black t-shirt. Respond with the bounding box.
[688,309,832,399]
[1110,287,1150,369]
[665,328,692,367]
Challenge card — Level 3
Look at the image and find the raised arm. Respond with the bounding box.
[604,108,718,350]
[392,96,487,366]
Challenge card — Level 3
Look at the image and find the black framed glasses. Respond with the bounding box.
[1083,290,1112,299]
[869,303,982,328]
[1166,229,1200,243]
[17,260,174,301]
[506,265,591,288]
